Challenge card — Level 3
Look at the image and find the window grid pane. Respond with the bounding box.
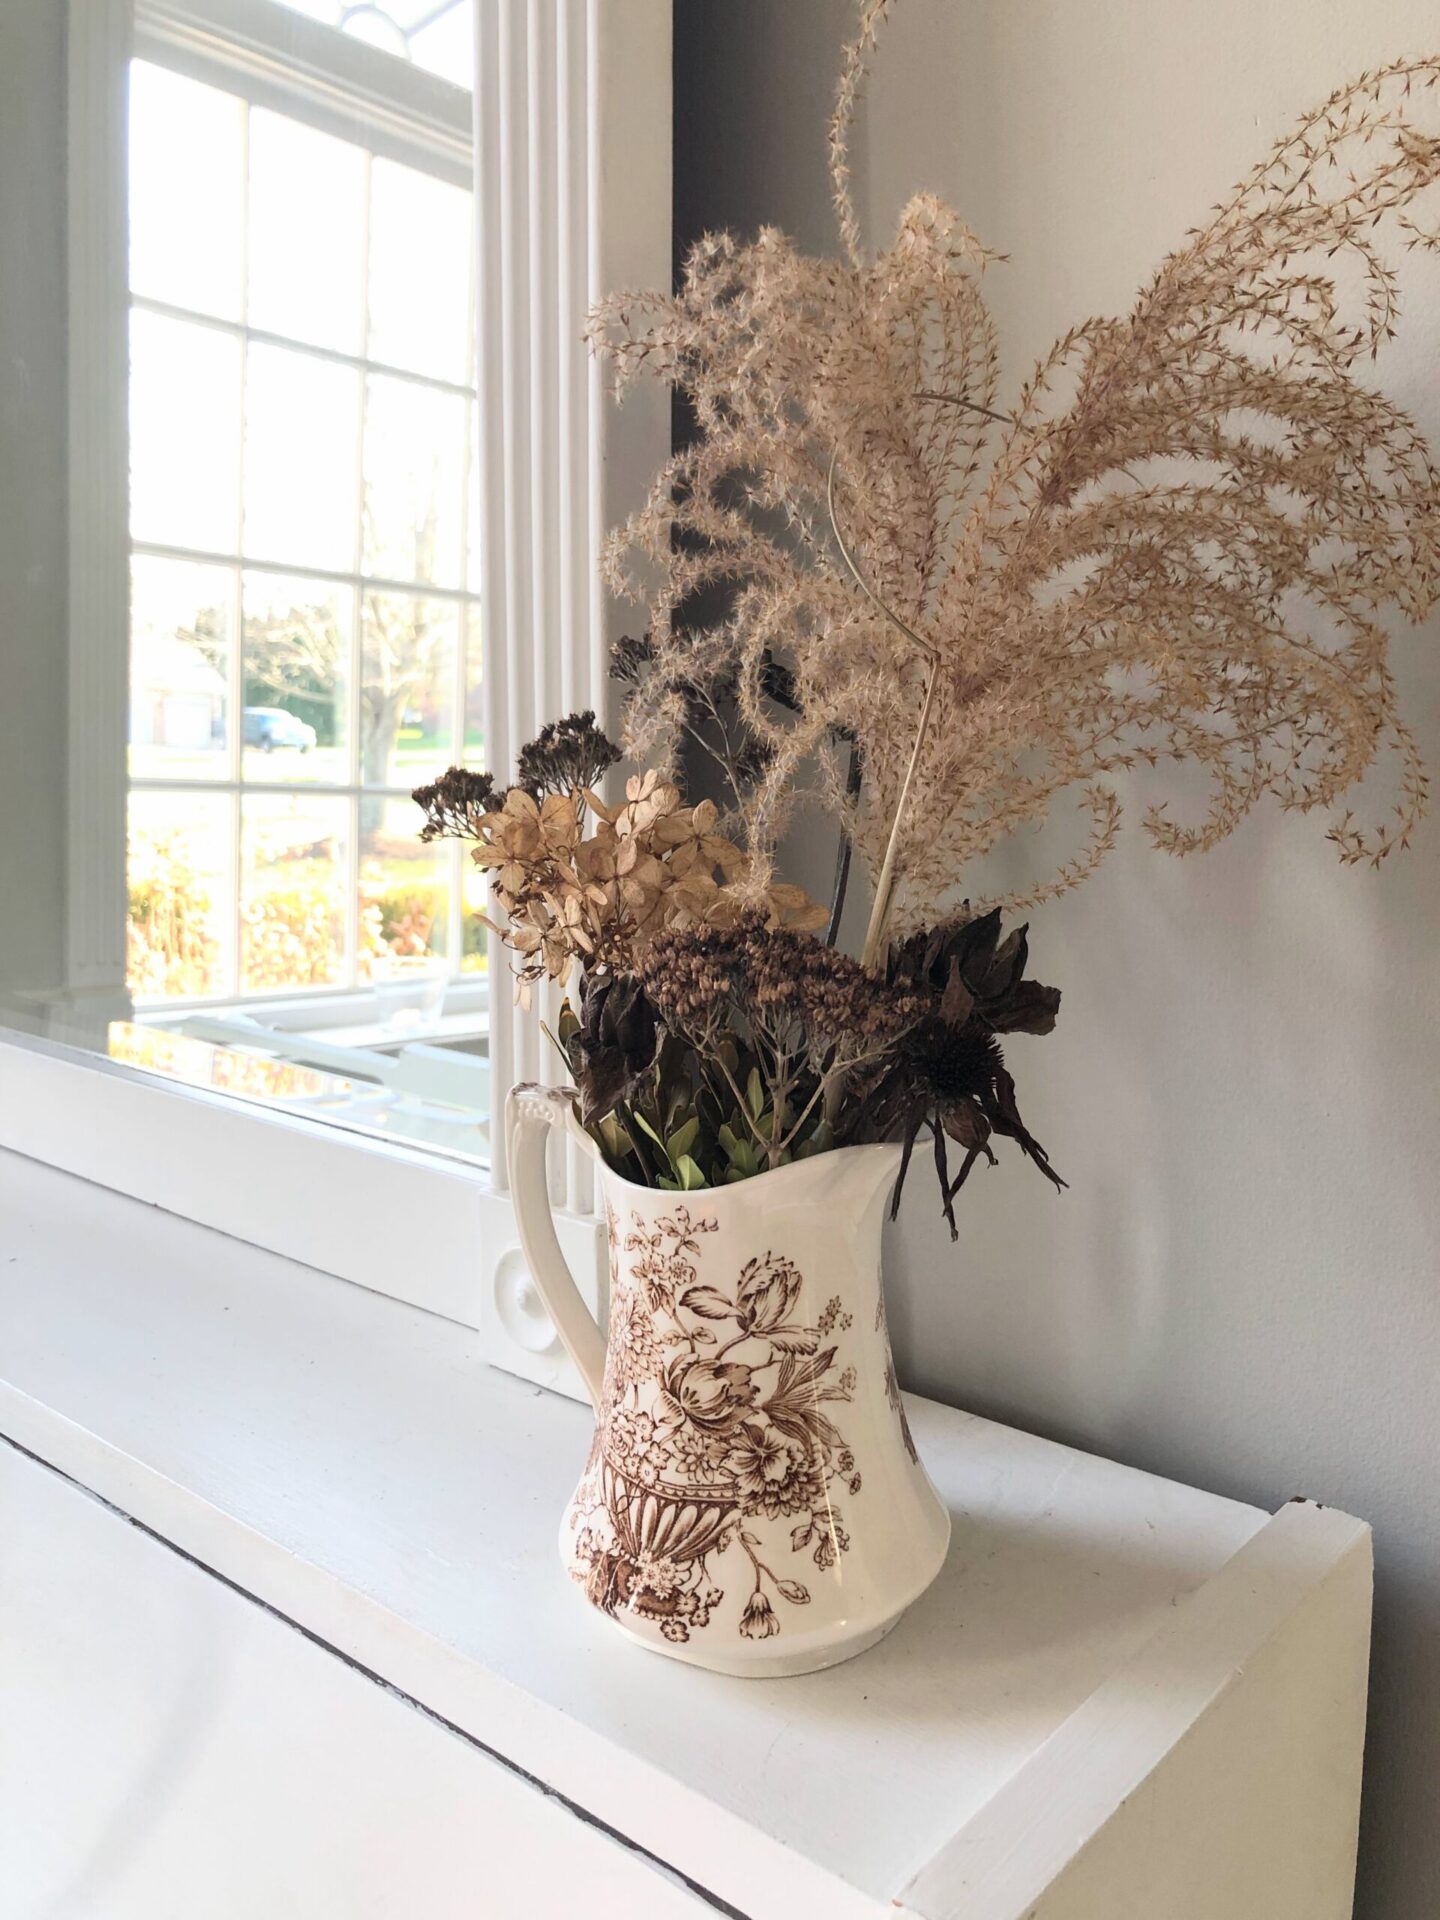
[126,61,478,1005]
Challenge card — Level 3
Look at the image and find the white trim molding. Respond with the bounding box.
[474,0,671,1203]
[66,0,133,1018]
[0,1030,603,1361]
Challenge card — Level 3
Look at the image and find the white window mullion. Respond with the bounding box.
[345,791,361,987]
[128,780,429,799]
[225,562,245,997]
[446,223,474,979]
[128,294,477,400]
[347,145,374,991]
[494,0,537,1114]
[131,539,480,608]
[229,96,251,996]
[557,0,591,1213]
[525,0,566,1206]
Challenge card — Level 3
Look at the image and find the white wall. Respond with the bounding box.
[675,7,1440,1918]
[0,0,69,1000]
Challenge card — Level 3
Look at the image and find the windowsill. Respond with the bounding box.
[0,1145,1341,1919]
[120,984,492,1164]
[134,974,489,1029]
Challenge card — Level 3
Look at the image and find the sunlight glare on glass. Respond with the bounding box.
[360,591,458,787]
[368,159,472,382]
[130,310,242,552]
[244,344,361,571]
[363,374,467,588]
[248,111,367,354]
[407,7,474,88]
[129,62,245,319]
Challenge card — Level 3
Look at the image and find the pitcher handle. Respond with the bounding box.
[505,1084,606,1408]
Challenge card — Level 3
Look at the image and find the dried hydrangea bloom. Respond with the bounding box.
[590,0,1440,938]
[466,773,824,1003]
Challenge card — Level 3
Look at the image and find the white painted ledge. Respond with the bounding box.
[3,1448,708,1919]
[0,1149,1370,1920]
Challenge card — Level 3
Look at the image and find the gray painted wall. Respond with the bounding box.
[675,6,1440,1916]
[0,0,68,999]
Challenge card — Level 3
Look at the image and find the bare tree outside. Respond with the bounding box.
[242,502,451,832]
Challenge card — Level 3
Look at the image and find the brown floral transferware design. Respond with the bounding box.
[568,1205,862,1643]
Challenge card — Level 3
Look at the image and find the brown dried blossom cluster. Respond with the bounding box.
[589,1,1440,937]
[639,915,928,1052]
[459,771,825,1004]
[412,766,498,842]
[609,907,1062,1230]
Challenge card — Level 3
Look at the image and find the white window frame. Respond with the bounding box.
[2,0,670,1356]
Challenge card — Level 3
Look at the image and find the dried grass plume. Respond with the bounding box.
[589,1,1440,944]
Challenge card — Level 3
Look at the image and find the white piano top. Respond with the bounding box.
[0,1149,1277,1916]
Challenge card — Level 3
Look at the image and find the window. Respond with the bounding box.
[273,0,474,87]
[125,46,486,1015]
[1,0,667,1304]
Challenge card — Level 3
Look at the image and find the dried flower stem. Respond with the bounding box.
[862,663,939,969]
[824,740,864,947]
[826,442,942,969]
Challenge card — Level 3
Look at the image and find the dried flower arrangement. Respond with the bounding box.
[419,1,1439,1234]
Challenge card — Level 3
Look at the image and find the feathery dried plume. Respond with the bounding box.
[589,1,1440,946]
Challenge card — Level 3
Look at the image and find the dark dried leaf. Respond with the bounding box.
[984,980,1061,1035]
[939,958,975,1028]
[572,971,659,1125]
[986,1063,1067,1191]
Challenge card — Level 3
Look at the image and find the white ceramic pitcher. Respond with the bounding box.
[507,1085,951,1677]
